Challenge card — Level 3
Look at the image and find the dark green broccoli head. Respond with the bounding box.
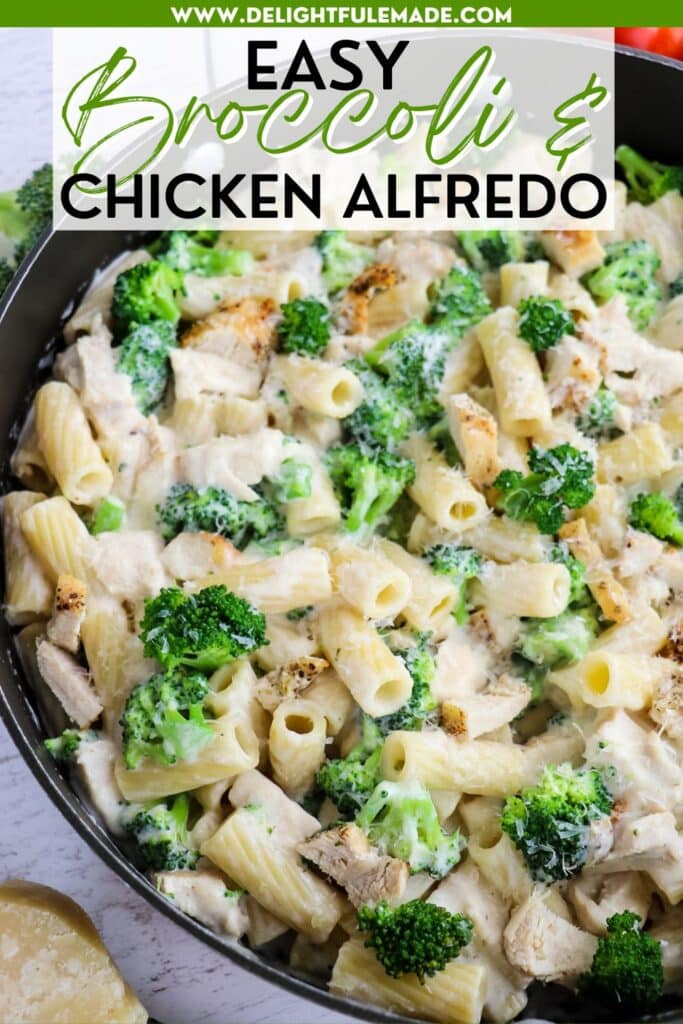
[456,230,526,272]
[326,443,416,536]
[272,457,313,502]
[501,763,613,881]
[120,669,213,769]
[278,297,332,357]
[518,296,574,353]
[584,239,662,331]
[343,359,412,452]
[616,145,683,206]
[671,272,683,298]
[156,483,281,547]
[378,634,437,734]
[428,265,492,332]
[366,320,456,426]
[140,585,268,672]
[549,543,589,606]
[117,319,177,414]
[316,230,373,293]
[0,163,52,266]
[123,793,198,871]
[356,779,465,878]
[45,728,95,765]
[424,543,482,624]
[629,491,683,546]
[357,899,473,982]
[316,715,383,819]
[379,492,419,547]
[579,911,663,1013]
[152,231,253,277]
[112,260,182,333]
[493,444,595,534]
[517,606,599,670]
[575,386,619,441]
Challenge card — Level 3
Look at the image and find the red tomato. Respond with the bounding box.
[616,26,683,61]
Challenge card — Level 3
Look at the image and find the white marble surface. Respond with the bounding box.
[0,27,349,1024]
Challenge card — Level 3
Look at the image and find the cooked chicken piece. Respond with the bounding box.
[375,236,455,282]
[593,811,683,904]
[74,736,125,836]
[540,230,605,278]
[468,608,521,654]
[153,867,249,938]
[503,890,598,983]
[255,657,330,712]
[545,336,602,413]
[36,639,102,729]
[161,531,238,582]
[171,346,261,401]
[447,394,500,489]
[650,661,683,738]
[340,263,397,335]
[47,574,87,654]
[567,870,651,935]
[585,815,614,866]
[559,518,632,623]
[92,530,169,602]
[298,824,408,908]
[616,529,665,580]
[245,898,290,948]
[659,623,683,664]
[182,297,278,368]
[442,677,531,741]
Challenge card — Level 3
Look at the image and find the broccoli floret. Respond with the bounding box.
[578,911,663,1013]
[549,542,589,606]
[316,715,383,819]
[326,444,416,536]
[156,483,281,547]
[343,359,412,452]
[426,416,460,467]
[90,495,125,535]
[316,230,373,293]
[378,634,437,734]
[380,492,419,547]
[517,606,599,670]
[44,728,96,764]
[140,585,267,673]
[277,297,331,357]
[117,320,177,414]
[513,659,549,706]
[456,230,526,272]
[112,260,182,333]
[424,543,482,624]
[428,265,492,332]
[123,793,198,871]
[357,899,473,982]
[271,458,313,502]
[151,231,253,277]
[120,669,213,769]
[0,163,52,268]
[584,240,662,331]
[575,386,619,440]
[356,780,465,878]
[671,272,683,298]
[616,145,683,206]
[629,491,683,546]
[493,444,595,534]
[501,763,613,882]
[518,296,574,353]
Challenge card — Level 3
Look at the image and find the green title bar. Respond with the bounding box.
[1,0,681,27]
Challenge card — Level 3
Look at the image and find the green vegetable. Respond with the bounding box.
[378,634,437,734]
[456,230,526,272]
[343,359,412,452]
[380,492,419,547]
[357,899,472,982]
[90,496,125,535]
[316,716,383,819]
[140,585,267,672]
[493,444,595,535]
[0,163,52,286]
[326,443,416,536]
[156,483,281,547]
[112,260,182,333]
[123,793,198,871]
[584,239,662,330]
[428,264,492,332]
[424,544,482,624]
[44,728,96,764]
[629,491,683,546]
[120,669,213,769]
[151,231,253,277]
[615,145,683,205]
[501,763,613,881]
[117,319,177,414]
[278,297,331,356]
[356,779,465,878]
[518,296,574,353]
[316,230,373,293]
[517,606,599,670]
[578,910,663,1013]
[272,458,313,502]
[549,543,589,606]
[575,386,619,440]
